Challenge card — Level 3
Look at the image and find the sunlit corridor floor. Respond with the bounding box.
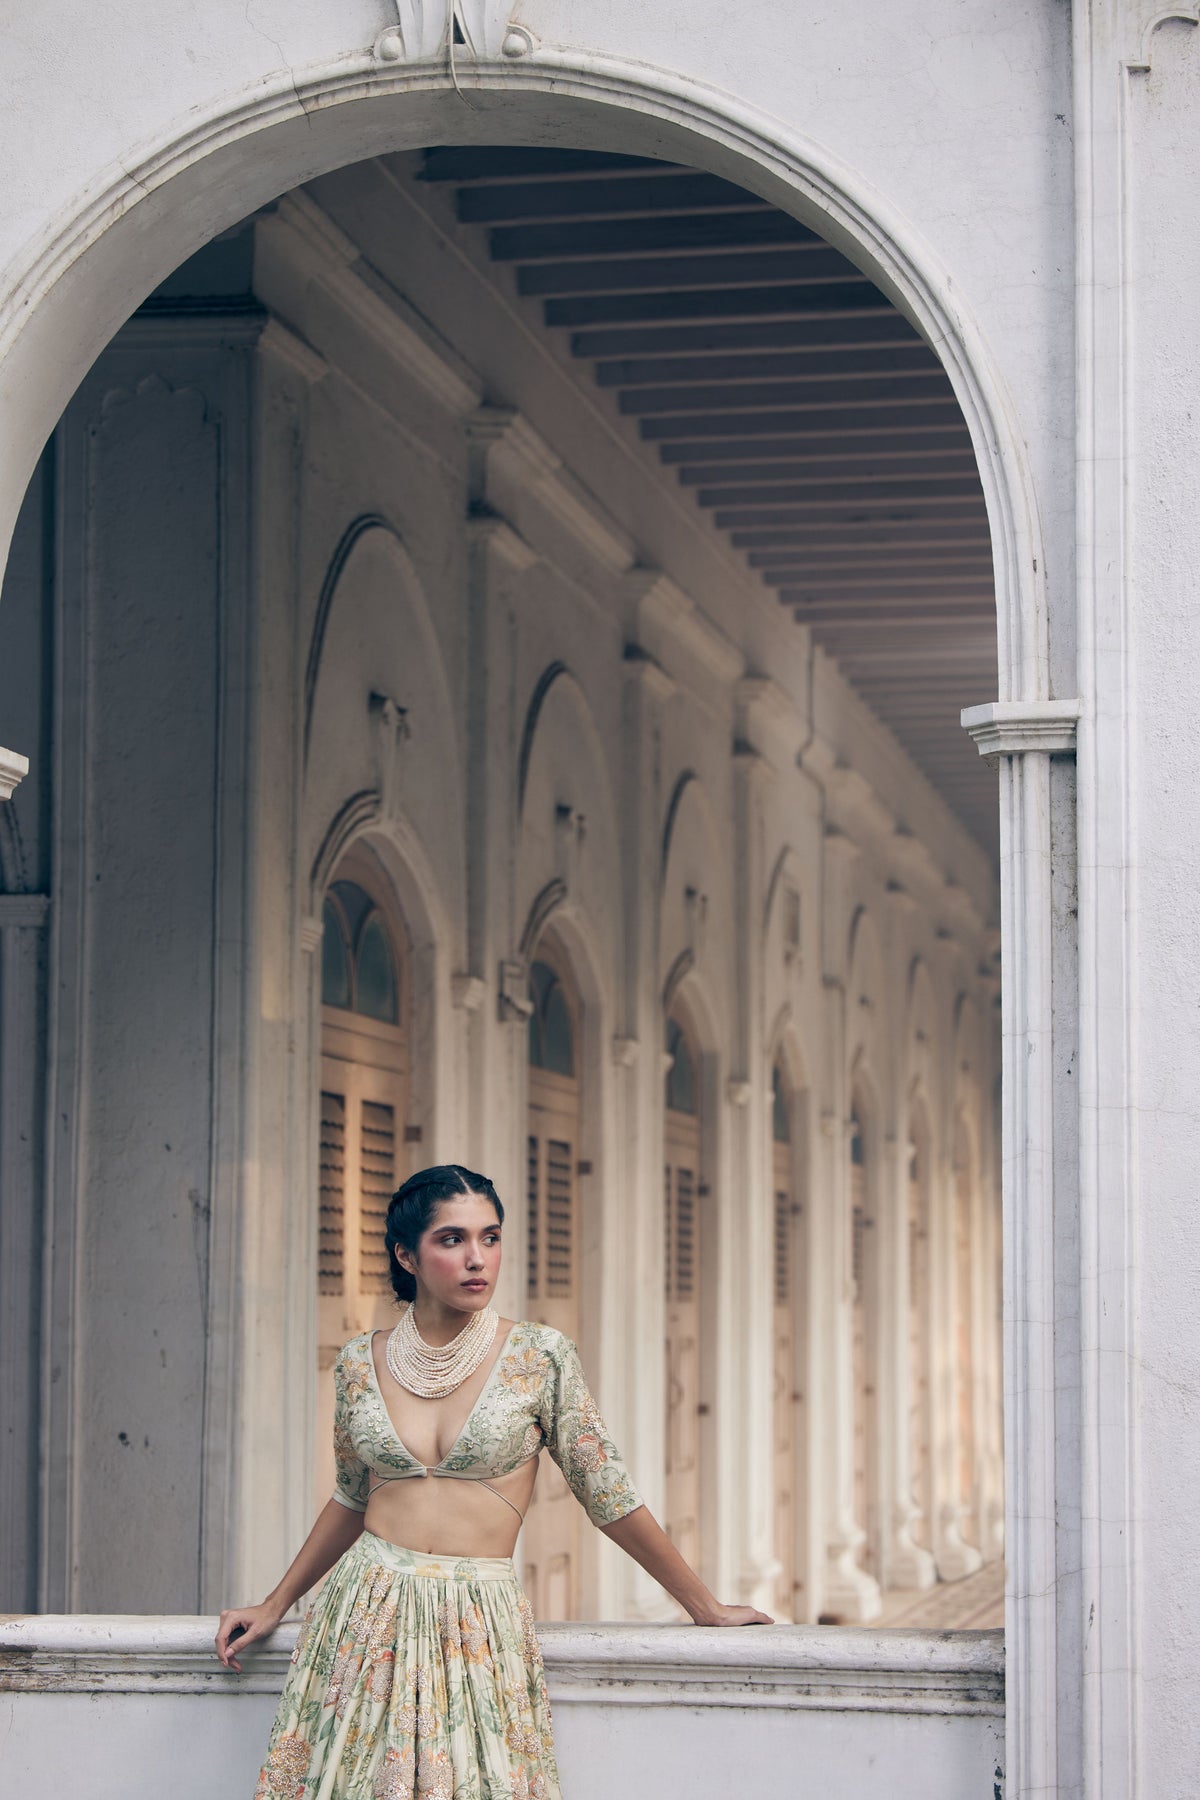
[875,1559,1005,1630]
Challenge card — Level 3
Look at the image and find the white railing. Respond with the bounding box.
[0,1616,1003,1800]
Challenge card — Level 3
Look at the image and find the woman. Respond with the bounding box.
[218,1164,770,1800]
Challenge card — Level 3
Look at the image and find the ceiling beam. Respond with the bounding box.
[621,371,954,414]
[605,344,942,387]
[700,475,985,507]
[458,171,770,223]
[546,280,882,328]
[520,245,862,297]
[491,209,819,260]
[572,314,924,358]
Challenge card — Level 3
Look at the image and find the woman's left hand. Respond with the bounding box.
[690,1601,774,1626]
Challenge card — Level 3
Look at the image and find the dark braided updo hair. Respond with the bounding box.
[385,1164,504,1304]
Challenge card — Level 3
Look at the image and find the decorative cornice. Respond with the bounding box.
[116,304,268,350]
[467,512,540,572]
[0,746,29,802]
[734,675,807,768]
[622,643,676,702]
[268,194,481,416]
[611,1034,640,1068]
[629,568,744,686]
[298,914,323,955]
[726,1078,752,1107]
[732,742,773,789]
[259,316,328,384]
[960,699,1082,757]
[468,407,635,574]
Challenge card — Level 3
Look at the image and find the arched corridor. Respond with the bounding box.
[0,144,1002,1631]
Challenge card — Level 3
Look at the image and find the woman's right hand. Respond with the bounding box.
[215,1602,285,1672]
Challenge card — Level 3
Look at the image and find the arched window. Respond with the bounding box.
[772,1061,791,1145]
[528,959,574,1077]
[321,879,399,1023]
[315,850,412,1511]
[664,1015,698,1115]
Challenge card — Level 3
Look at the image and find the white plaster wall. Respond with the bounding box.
[0,0,1074,698]
[1125,21,1200,1783]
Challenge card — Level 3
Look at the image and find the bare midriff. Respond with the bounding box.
[363,1459,540,1558]
[361,1321,540,1559]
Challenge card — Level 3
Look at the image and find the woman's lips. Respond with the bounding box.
[461,1280,488,1290]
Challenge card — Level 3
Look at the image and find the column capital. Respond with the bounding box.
[961,698,1081,756]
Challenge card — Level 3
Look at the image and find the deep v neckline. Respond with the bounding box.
[366,1322,519,1472]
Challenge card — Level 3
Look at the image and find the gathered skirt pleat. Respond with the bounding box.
[253,1532,561,1800]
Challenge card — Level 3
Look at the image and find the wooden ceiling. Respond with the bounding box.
[421,148,998,858]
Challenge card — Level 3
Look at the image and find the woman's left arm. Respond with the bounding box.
[602,1505,773,1626]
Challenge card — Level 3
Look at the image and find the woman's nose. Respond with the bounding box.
[465,1244,484,1268]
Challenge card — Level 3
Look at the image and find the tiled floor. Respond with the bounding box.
[875,1558,1005,1630]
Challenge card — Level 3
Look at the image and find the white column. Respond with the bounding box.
[877,1129,936,1592]
[463,513,538,1316]
[814,836,879,1623]
[962,701,1080,1794]
[727,747,778,1611]
[614,645,674,1620]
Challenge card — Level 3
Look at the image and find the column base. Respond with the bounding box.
[886,1530,937,1592]
[935,1519,984,1582]
[822,1539,883,1623]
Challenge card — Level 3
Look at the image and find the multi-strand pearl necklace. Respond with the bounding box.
[386,1302,499,1398]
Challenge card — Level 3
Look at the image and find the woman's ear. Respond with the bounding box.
[394,1242,416,1277]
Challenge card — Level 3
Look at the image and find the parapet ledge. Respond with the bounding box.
[0,1615,1002,1716]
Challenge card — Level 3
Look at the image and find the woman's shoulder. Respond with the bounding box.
[334,1329,376,1372]
[506,1320,577,1363]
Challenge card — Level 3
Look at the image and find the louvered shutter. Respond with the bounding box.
[545,1138,574,1297]
[358,1100,395,1294]
[774,1185,791,1306]
[527,1134,540,1300]
[319,1092,346,1294]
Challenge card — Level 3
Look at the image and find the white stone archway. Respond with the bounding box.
[0,37,1084,1798]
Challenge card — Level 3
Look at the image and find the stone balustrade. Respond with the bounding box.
[0,1615,1002,1799]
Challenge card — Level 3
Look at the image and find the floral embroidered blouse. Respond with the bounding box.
[331,1320,644,1530]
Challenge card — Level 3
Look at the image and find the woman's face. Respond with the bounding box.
[399,1192,502,1313]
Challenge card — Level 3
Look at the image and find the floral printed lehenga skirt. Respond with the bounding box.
[253,1532,561,1800]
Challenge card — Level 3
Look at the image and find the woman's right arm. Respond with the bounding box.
[214,1498,364,1671]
